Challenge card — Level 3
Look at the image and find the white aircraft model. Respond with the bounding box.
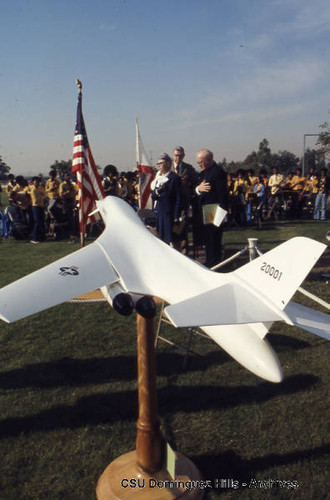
[0,197,329,383]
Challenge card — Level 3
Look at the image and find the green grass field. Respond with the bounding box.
[0,220,329,499]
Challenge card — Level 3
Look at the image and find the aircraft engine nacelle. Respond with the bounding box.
[113,292,135,316]
[101,283,134,316]
[135,295,156,319]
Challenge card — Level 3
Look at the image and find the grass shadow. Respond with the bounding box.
[0,375,319,438]
[193,443,330,490]
[160,374,319,414]
[0,350,230,390]
[268,333,311,352]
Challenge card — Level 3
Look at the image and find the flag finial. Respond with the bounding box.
[76,79,82,92]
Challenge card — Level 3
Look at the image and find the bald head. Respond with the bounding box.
[196,149,214,170]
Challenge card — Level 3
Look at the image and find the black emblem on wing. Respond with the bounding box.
[59,266,79,276]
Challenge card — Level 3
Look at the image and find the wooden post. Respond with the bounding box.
[96,310,204,499]
[136,314,164,473]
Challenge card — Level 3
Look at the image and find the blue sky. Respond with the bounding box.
[1,0,330,175]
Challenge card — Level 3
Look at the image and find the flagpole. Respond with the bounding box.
[135,118,140,169]
[136,118,142,209]
[72,79,104,248]
[76,79,85,248]
[80,164,85,248]
[135,120,155,211]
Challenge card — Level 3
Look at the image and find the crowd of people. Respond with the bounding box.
[227,165,330,225]
[1,171,80,243]
[0,168,141,244]
[0,148,329,268]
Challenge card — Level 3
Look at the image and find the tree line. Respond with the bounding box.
[222,138,327,175]
[1,116,330,180]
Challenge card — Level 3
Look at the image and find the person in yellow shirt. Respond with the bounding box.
[30,176,46,243]
[233,170,247,197]
[72,180,79,202]
[12,175,31,210]
[59,173,77,201]
[45,170,60,209]
[290,168,306,218]
[303,167,318,215]
[246,169,258,222]
[307,172,319,196]
[291,167,306,193]
[283,171,294,190]
[102,164,120,197]
[227,173,235,197]
[5,174,16,200]
[246,169,258,191]
[233,169,247,226]
[59,172,77,240]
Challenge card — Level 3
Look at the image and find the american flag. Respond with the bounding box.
[72,86,104,245]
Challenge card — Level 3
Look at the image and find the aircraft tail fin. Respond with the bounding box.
[234,237,326,310]
[165,237,326,329]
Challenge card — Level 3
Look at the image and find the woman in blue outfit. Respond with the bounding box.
[151,153,181,245]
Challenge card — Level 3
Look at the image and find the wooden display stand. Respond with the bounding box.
[96,313,204,499]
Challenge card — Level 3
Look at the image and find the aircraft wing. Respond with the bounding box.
[285,301,330,340]
[0,242,119,323]
[164,282,290,328]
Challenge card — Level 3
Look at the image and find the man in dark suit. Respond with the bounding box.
[151,153,181,245]
[172,146,199,253]
[196,149,228,268]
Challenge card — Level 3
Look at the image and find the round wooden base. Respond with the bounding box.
[96,450,204,499]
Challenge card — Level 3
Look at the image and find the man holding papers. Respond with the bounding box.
[196,149,229,268]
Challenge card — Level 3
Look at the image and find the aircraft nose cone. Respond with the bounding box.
[251,338,283,383]
[204,325,284,383]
